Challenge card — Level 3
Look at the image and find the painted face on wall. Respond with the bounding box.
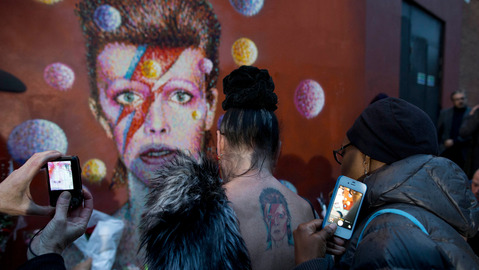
[95,42,217,185]
[264,203,289,243]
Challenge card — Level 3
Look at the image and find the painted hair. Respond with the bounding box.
[259,188,293,249]
[140,151,251,269]
[75,0,221,114]
[219,66,280,179]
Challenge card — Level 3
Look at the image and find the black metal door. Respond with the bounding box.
[400,1,443,123]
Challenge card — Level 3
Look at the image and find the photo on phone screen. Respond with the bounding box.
[323,175,367,239]
[46,156,83,208]
[48,161,74,190]
[328,185,363,229]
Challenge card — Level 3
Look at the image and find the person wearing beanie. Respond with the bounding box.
[218,66,344,270]
[294,97,479,269]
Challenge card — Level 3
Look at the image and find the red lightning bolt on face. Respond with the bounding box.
[114,46,184,151]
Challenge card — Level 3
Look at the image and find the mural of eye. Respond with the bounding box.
[7,119,68,164]
[141,60,162,79]
[170,91,193,104]
[94,5,122,32]
[115,91,143,106]
[82,158,107,184]
[232,37,258,66]
[294,79,325,119]
[43,63,75,91]
[230,0,264,16]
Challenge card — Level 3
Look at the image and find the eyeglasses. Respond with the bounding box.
[333,143,352,165]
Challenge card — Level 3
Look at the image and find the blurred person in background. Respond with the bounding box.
[437,91,470,169]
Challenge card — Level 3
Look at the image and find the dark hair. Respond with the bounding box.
[220,66,279,178]
[76,0,221,112]
[450,90,466,100]
[140,151,251,270]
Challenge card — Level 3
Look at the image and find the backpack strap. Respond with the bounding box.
[356,208,429,248]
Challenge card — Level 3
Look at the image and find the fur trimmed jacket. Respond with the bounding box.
[140,152,251,270]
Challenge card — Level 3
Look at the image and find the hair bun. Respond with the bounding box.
[222,66,278,111]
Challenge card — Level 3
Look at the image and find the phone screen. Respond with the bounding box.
[327,185,364,230]
[48,161,74,191]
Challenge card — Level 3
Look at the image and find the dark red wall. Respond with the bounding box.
[365,0,463,109]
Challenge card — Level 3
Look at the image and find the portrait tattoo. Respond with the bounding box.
[259,188,294,250]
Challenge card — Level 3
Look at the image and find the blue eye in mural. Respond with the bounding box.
[7,119,68,164]
[230,0,264,16]
[294,79,325,119]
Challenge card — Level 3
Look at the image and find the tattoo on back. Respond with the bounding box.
[259,188,294,250]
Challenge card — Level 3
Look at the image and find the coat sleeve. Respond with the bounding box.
[460,109,479,138]
[437,110,447,152]
[17,253,66,270]
[292,255,334,270]
[350,215,449,270]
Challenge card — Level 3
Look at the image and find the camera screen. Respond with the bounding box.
[327,185,363,230]
[48,161,74,191]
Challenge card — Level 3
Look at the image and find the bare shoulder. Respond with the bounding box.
[226,179,314,269]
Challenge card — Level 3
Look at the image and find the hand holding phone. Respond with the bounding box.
[45,156,83,209]
[322,175,367,240]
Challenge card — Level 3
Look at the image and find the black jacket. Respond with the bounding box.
[17,254,65,270]
[339,155,479,269]
[460,109,479,177]
[437,107,471,153]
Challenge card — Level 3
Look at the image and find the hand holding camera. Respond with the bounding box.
[0,150,61,216]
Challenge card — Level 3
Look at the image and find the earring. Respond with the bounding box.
[363,160,369,175]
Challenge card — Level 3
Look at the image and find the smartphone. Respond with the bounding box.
[45,156,83,208]
[322,175,367,239]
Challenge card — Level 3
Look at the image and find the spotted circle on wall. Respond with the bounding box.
[94,5,122,32]
[43,63,75,91]
[230,0,264,16]
[35,0,63,4]
[198,58,213,75]
[7,119,68,164]
[82,159,107,184]
[141,60,162,79]
[294,79,325,119]
[232,38,258,66]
